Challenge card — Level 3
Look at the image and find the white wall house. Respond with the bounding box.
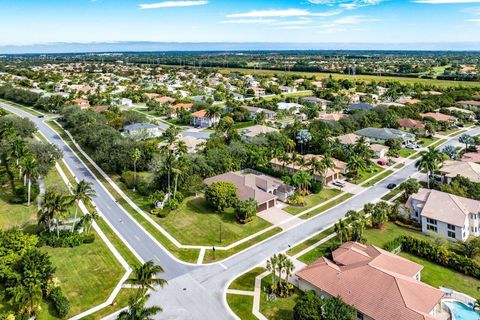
[406,188,480,241]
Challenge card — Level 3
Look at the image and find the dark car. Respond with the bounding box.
[387,183,397,190]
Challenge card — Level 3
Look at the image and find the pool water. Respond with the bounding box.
[444,301,480,320]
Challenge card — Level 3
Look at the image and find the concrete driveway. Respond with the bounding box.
[257,206,302,230]
[327,181,366,195]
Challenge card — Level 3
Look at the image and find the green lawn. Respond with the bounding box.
[362,170,393,187]
[154,196,271,246]
[399,252,480,298]
[399,148,416,158]
[299,193,353,220]
[39,240,125,318]
[349,164,384,185]
[82,289,138,320]
[233,120,255,129]
[438,128,462,136]
[364,222,430,248]
[284,188,342,215]
[286,226,334,257]
[227,294,257,320]
[380,188,403,201]
[297,238,338,264]
[260,274,302,320]
[229,267,266,291]
[417,136,439,146]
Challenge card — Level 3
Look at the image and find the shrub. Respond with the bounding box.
[310,181,323,194]
[287,193,305,207]
[164,198,179,210]
[50,287,70,318]
[10,184,40,204]
[150,208,169,218]
[205,181,238,211]
[235,199,257,223]
[388,235,480,279]
[38,231,94,248]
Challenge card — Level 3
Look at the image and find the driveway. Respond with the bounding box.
[257,206,302,230]
[327,181,366,195]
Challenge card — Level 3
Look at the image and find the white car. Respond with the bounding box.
[332,180,346,188]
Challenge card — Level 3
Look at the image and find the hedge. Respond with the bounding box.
[383,235,480,279]
[38,231,95,248]
[50,286,70,318]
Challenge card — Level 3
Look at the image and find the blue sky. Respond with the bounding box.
[1,0,480,45]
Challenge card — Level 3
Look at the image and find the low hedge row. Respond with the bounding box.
[50,286,70,318]
[383,235,480,279]
[38,231,95,248]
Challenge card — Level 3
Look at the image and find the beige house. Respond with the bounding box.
[406,188,480,241]
[439,160,480,183]
[296,242,445,320]
[370,143,389,159]
[241,125,279,139]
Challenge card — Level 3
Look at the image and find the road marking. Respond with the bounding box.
[135,235,141,241]
[154,255,161,263]
[219,263,227,270]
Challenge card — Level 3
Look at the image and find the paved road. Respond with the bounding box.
[2,103,479,319]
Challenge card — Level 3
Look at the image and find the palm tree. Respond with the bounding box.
[266,254,279,292]
[286,139,296,153]
[307,157,323,182]
[334,219,350,243]
[129,261,167,295]
[72,180,96,232]
[81,210,99,234]
[415,147,442,189]
[205,105,222,127]
[283,258,295,285]
[38,189,72,237]
[321,154,335,181]
[131,148,141,192]
[347,155,367,179]
[8,282,43,318]
[117,294,162,320]
[9,136,27,177]
[292,170,312,194]
[21,154,38,206]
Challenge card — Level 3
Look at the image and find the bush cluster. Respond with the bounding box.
[50,287,70,318]
[38,231,95,248]
[384,235,480,279]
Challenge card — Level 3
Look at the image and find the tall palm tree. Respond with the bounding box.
[81,210,99,234]
[334,219,350,243]
[347,155,367,179]
[131,148,141,192]
[283,258,295,285]
[117,294,162,320]
[9,136,27,177]
[307,157,323,182]
[8,282,43,318]
[292,170,312,194]
[38,189,72,237]
[72,180,96,232]
[21,154,38,206]
[129,261,167,295]
[415,146,442,189]
[321,154,336,182]
[286,139,296,153]
[205,105,222,127]
[266,254,279,292]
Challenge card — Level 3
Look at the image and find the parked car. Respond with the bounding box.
[332,180,346,188]
[387,183,397,189]
[405,143,420,149]
[377,160,387,166]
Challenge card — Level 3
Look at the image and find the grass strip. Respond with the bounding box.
[362,170,394,187]
[226,294,257,320]
[229,267,266,291]
[286,226,334,257]
[299,193,353,220]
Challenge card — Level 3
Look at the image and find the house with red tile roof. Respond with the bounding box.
[296,242,446,320]
[169,103,194,118]
[420,112,457,123]
[72,98,90,110]
[191,109,220,128]
[397,118,426,132]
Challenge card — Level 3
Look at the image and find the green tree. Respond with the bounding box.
[399,179,421,198]
[334,219,350,244]
[455,237,480,258]
[371,201,391,229]
[116,294,162,320]
[131,148,141,192]
[347,155,367,179]
[415,147,442,189]
[21,154,38,206]
[37,189,72,237]
[235,198,257,223]
[459,133,474,150]
[129,260,168,296]
[71,180,96,232]
[7,282,43,318]
[205,181,238,212]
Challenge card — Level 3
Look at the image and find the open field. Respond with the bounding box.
[217,68,480,88]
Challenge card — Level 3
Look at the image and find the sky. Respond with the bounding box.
[1,0,480,47]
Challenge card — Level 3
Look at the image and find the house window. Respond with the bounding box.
[427,224,438,232]
[427,218,437,225]
[356,312,364,320]
[447,224,455,231]
[448,231,456,239]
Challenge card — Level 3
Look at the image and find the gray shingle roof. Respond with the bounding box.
[354,127,415,141]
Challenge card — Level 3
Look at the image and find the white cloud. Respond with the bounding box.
[413,0,480,3]
[333,15,378,24]
[308,0,383,9]
[139,1,208,9]
[226,8,341,18]
[220,19,277,24]
[466,18,480,21]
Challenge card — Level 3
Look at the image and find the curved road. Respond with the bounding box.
[2,102,479,319]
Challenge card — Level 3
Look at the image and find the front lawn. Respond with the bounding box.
[349,164,384,184]
[362,170,393,187]
[260,274,302,320]
[297,238,338,264]
[226,294,256,320]
[155,196,271,246]
[286,226,334,257]
[399,148,416,158]
[299,193,353,220]
[39,238,125,318]
[364,222,430,248]
[417,136,439,146]
[284,188,342,215]
[229,267,266,291]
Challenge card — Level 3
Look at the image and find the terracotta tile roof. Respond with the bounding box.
[457,100,480,107]
[171,103,193,110]
[155,96,176,104]
[462,152,480,163]
[397,118,426,130]
[192,109,207,118]
[297,242,443,320]
[334,133,361,145]
[317,113,346,121]
[440,160,480,183]
[420,112,457,122]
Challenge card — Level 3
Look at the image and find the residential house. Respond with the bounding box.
[462,152,480,163]
[277,102,303,112]
[242,106,276,120]
[120,98,133,108]
[302,97,332,110]
[270,154,346,184]
[72,98,90,110]
[347,103,374,112]
[191,109,220,128]
[160,134,205,153]
[332,133,361,145]
[457,100,480,108]
[370,144,389,159]
[397,118,426,133]
[439,160,480,183]
[445,107,476,120]
[203,172,294,211]
[296,242,445,320]
[241,125,279,139]
[155,96,176,105]
[355,127,416,144]
[406,188,480,241]
[169,103,193,118]
[122,123,162,140]
[420,112,457,123]
[279,86,297,94]
[92,105,108,113]
[144,92,160,100]
[397,97,422,104]
[317,113,346,122]
[252,87,266,96]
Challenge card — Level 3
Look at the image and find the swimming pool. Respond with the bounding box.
[444,300,480,320]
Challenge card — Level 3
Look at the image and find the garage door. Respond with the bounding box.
[257,203,268,212]
[268,200,275,208]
